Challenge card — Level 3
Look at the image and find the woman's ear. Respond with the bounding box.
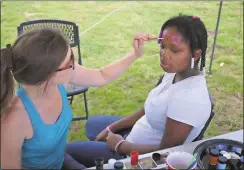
[193,49,202,62]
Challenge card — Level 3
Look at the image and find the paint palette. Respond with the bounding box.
[124,152,169,170]
[193,139,243,170]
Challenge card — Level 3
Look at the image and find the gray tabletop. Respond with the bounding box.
[88,129,243,169]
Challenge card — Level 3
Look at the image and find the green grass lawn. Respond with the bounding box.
[1,1,243,141]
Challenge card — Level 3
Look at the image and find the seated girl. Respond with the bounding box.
[65,14,211,168]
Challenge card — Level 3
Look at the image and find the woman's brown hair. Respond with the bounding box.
[1,28,70,116]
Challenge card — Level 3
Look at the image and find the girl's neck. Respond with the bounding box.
[174,68,200,83]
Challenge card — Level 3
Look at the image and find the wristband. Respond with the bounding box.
[106,126,112,133]
[115,140,126,153]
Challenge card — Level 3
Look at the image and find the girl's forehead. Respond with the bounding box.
[162,31,182,45]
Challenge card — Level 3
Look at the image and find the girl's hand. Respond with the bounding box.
[106,132,124,151]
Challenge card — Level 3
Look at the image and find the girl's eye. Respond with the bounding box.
[160,44,179,53]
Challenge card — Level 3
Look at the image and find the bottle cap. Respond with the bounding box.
[108,159,116,169]
[130,151,139,166]
[216,144,227,150]
[95,157,104,165]
[218,156,228,164]
[220,150,228,156]
[114,161,124,169]
[240,156,244,163]
[235,147,242,156]
[223,153,231,160]
[227,145,232,151]
[231,146,237,152]
[206,146,215,154]
[229,152,241,159]
[152,153,161,162]
[210,148,219,157]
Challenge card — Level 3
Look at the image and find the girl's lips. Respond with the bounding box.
[160,60,169,65]
[160,61,170,68]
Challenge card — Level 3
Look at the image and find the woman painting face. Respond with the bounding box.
[50,47,75,85]
[159,27,192,73]
[56,47,75,72]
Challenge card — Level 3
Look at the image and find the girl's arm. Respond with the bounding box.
[107,117,192,155]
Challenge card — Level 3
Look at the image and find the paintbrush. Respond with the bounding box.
[135,37,164,41]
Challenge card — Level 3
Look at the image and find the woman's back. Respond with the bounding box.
[1,84,72,169]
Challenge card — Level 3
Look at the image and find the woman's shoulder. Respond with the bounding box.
[1,96,31,135]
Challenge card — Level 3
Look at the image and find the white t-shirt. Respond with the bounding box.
[126,73,211,145]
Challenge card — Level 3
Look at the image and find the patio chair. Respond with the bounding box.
[17,19,89,121]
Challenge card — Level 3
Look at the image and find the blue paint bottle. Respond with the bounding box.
[216,156,227,170]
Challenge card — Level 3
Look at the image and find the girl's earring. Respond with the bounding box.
[191,58,194,69]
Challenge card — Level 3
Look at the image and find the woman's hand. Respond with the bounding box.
[133,32,150,58]
[106,132,124,151]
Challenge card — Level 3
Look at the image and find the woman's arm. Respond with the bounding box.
[1,113,25,169]
[107,117,192,155]
[69,33,148,87]
[69,51,137,87]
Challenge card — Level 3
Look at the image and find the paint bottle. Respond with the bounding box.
[227,145,232,151]
[114,161,124,169]
[95,157,104,170]
[130,151,139,167]
[220,150,228,157]
[237,156,244,170]
[216,156,227,170]
[235,147,243,157]
[108,159,117,169]
[222,153,231,163]
[208,148,219,170]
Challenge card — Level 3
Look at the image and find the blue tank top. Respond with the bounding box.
[17,84,73,169]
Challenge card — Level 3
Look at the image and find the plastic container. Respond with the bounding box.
[114,161,124,169]
[216,156,227,169]
[95,157,104,170]
[130,151,139,166]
